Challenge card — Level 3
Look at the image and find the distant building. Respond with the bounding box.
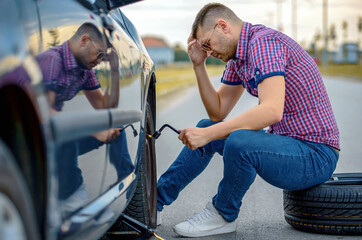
[142,36,174,65]
[333,42,359,64]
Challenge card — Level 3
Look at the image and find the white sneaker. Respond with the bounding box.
[60,184,89,215]
[157,211,162,226]
[174,202,236,237]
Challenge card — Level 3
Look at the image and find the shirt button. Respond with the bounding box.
[256,71,260,75]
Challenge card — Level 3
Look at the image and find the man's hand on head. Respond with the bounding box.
[187,35,209,67]
[103,48,119,70]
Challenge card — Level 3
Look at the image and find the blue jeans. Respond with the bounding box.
[57,127,133,200]
[157,119,339,222]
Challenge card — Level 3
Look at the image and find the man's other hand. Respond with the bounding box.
[178,127,211,150]
[93,128,121,143]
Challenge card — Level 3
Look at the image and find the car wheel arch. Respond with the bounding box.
[0,84,47,238]
[145,72,156,127]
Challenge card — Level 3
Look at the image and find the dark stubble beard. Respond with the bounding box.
[225,39,238,61]
[219,35,238,62]
[75,48,94,70]
[75,55,90,70]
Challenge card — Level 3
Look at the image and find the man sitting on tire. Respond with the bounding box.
[156,3,340,238]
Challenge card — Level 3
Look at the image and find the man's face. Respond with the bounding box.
[198,24,237,62]
[77,37,106,70]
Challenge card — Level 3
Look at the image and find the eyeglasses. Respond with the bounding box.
[201,24,218,52]
[90,40,106,60]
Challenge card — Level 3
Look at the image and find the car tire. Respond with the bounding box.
[124,101,157,229]
[108,100,157,236]
[0,139,40,240]
[283,173,362,235]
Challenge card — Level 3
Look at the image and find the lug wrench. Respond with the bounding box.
[148,124,205,157]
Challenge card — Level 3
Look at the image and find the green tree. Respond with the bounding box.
[206,57,224,65]
[308,28,322,58]
[342,20,348,43]
[358,16,362,48]
[174,44,190,62]
[329,23,337,49]
[47,29,60,48]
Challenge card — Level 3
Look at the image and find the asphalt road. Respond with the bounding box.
[153,75,362,240]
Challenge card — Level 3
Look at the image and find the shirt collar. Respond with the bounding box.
[235,22,252,61]
[62,41,80,71]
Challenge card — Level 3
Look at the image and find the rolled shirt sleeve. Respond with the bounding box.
[221,60,243,86]
[82,70,100,90]
[249,36,287,85]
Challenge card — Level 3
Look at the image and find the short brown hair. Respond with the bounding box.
[191,3,239,38]
[73,22,112,47]
[74,22,103,43]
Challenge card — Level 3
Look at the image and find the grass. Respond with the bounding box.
[154,62,362,99]
[155,63,225,98]
[318,64,362,80]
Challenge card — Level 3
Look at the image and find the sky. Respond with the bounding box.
[122,0,361,50]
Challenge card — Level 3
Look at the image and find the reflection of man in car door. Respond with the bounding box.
[36,23,133,214]
[42,23,117,112]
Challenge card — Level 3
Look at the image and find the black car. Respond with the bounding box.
[0,0,157,239]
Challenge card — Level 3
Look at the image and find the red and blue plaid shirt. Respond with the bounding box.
[36,41,100,111]
[222,22,340,150]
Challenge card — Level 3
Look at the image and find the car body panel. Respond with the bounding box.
[37,0,109,215]
[0,0,156,239]
[100,13,141,193]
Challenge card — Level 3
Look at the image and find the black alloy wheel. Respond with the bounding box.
[139,101,157,228]
[109,101,157,236]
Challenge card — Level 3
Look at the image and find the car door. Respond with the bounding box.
[100,8,142,193]
[36,0,112,220]
[0,0,44,235]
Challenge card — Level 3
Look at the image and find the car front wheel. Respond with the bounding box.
[106,99,157,237]
[0,139,40,240]
[124,101,157,229]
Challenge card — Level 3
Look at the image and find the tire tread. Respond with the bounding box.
[283,173,362,235]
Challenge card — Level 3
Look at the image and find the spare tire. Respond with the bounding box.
[283,173,362,235]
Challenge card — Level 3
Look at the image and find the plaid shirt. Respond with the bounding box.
[36,41,100,111]
[222,22,340,150]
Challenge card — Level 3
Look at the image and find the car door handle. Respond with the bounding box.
[109,108,142,128]
[51,109,142,143]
